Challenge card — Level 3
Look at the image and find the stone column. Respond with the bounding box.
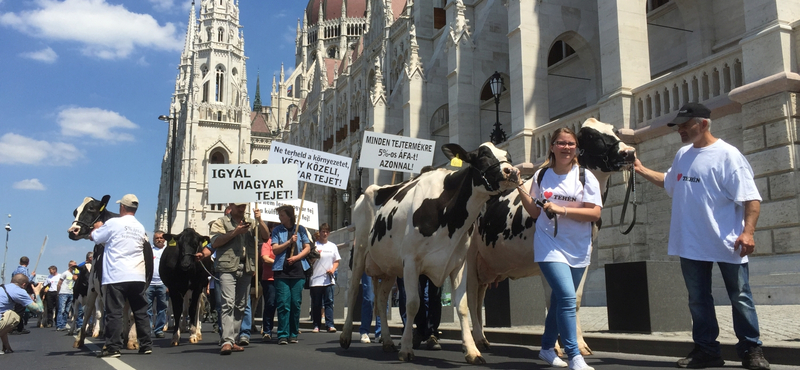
[739,0,800,83]
[596,0,651,127]
[447,0,480,151]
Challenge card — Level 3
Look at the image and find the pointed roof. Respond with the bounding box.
[182,2,196,57]
[323,58,342,86]
[306,0,367,26]
[253,72,262,112]
[250,110,271,134]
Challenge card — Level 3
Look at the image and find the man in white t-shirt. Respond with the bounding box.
[91,194,153,357]
[635,103,769,370]
[147,231,169,339]
[55,261,77,331]
[309,223,340,333]
[44,266,60,328]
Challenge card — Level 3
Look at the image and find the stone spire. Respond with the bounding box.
[253,71,262,112]
[272,73,277,94]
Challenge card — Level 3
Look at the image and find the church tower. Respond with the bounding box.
[155,0,252,234]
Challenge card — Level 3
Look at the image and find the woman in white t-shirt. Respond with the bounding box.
[517,127,602,370]
[309,223,340,333]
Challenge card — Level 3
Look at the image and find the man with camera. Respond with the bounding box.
[1,273,44,354]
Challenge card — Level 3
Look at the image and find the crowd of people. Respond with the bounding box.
[0,103,773,369]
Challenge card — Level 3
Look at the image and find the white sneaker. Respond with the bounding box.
[568,354,594,370]
[539,348,568,368]
[360,333,370,344]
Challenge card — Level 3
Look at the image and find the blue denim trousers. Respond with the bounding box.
[240,295,252,338]
[310,284,335,329]
[57,294,73,329]
[146,284,169,335]
[680,257,762,358]
[260,280,276,335]
[359,273,380,337]
[539,262,585,359]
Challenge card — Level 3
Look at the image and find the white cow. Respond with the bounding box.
[467,118,636,356]
[340,142,519,364]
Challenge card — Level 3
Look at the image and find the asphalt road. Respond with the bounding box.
[2,323,796,369]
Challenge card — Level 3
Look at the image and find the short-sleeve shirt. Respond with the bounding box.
[58,270,75,294]
[0,283,33,313]
[91,215,148,285]
[663,140,761,264]
[310,241,341,287]
[46,274,60,291]
[530,165,603,268]
[260,241,275,281]
[150,246,165,286]
[271,224,311,279]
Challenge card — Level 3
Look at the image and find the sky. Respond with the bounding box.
[0,0,308,282]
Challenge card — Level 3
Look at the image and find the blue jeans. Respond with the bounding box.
[680,257,762,358]
[240,295,252,339]
[539,262,585,359]
[310,285,335,329]
[75,302,84,330]
[146,284,169,335]
[260,280,276,335]
[359,273,380,337]
[275,278,304,339]
[57,294,73,329]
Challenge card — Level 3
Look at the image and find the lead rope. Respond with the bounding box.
[516,184,558,237]
[618,169,637,235]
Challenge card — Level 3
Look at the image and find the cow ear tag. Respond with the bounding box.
[202,240,208,248]
[99,204,105,212]
[450,156,463,167]
[168,239,177,247]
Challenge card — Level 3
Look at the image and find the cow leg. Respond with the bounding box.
[575,266,592,356]
[74,291,95,348]
[180,289,192,332]
[67,296,79,335]
[466,244,490,351]
[340,239,368,349]
[374,277,397,352]
[93,294,104,338]
[451,263,484,364]
[189,288,204,343]
[398,264,421,362]
[169,289,184,346]
[124,300,139,350]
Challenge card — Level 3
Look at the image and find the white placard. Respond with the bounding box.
[359,131,436,173]
[269,142,352,190]
[207,164,298,204]
[252,199,319,230]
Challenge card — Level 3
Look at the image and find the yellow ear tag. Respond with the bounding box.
[99,204,105,212]
[450,157,463,167]
[202,240,208,248]
[168,239,177,247]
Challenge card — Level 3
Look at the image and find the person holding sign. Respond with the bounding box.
[203,203,268,355]
[271,205,312,345]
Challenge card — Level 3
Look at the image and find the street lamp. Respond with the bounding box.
[489,71,507,145]
[159,114,178,234]
[342,191,350,204]
[2,217,10,285]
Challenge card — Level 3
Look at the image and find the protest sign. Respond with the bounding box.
[253,199,319,230]
[207,164,298,204]
[269,142,352,190]
[359,131,435,173]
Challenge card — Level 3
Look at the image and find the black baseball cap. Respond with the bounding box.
[668,103,711,126]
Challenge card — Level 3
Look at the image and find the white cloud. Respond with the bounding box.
[136,56,149,66]
[0,0,183,60]
[13,179,46,191]
[20,46,58,63]
[148,0,176,12]
[58,107,138,142]
[0,133,83,165]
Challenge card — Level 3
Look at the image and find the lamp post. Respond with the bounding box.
[2,216,10,285]
[341,191,351,227]
[158,115,178,234]
[489,71,507,145]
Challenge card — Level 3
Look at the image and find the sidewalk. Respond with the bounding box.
[309,304,800,366]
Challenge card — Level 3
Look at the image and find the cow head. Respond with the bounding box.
[68,195,114,240]
[577,118,636,172]
[164,228,210,271]
[442,142,519,193]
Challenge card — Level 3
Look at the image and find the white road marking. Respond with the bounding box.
[78,336,138,370]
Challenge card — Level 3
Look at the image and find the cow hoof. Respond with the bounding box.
[580,345,593,356]
[476,338,491,351]
[466,354,486,365]
[339,334,351,349]
[73,341,81,349]
[92,333,101,338]
[171,341,180,347]
[189,336,199,344]
[398,349,414,362]
[382,342,398,353]
[127,343,139,350]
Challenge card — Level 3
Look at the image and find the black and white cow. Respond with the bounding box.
[160,228,213,346]
[67,195,153,350]
[340,142,519,364]
[466,118,636,356]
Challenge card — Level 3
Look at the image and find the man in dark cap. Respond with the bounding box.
[634,103,769,370]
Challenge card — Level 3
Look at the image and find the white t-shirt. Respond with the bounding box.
[664,140,761,264]
[150,246,165,286]
[310,241,341,287]
[531,165,603,268]
[46,274,60,291]
[92,215,148,285]
[58,270,75,294]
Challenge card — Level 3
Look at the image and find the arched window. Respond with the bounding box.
[201,64,208,78]
[215,66,225,102]
[218,27,224,42]
[209,150,226,164]
[202,81,209,102]
[252,159,259,164]
[547,40,575,67]
[217,111,223,121]
[327,46,339,59]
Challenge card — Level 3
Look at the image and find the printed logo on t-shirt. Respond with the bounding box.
[542,189,577,202]
[543,191,553,199]
[677,173,701,183]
